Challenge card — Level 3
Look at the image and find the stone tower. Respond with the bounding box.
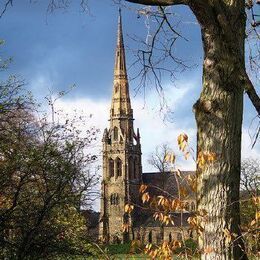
[99,10,142,244]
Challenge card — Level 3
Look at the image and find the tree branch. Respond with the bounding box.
[125,0,187,6]
[243,72,260,115]
[0,0,13,18]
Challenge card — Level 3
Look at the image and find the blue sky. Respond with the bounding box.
[0,0,259,174]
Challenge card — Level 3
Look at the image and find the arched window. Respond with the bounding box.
[169,233,172,242]
[111,193,119,205]
[114,83,119,93]
[114,127,118,141]
[185,202,189,211]
[128,128,132,140]
[129,157,133,179]
[109,159,114,177]
[191,202,195,211]
[116,158,122,177]
[134,158,138,179]
[177,233,182,241]
[148,231,153,243]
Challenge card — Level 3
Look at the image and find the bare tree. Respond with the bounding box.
[241,158,260,195]
[147,143,172,173]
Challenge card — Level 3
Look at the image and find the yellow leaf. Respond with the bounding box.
[153,212,160,221]
[170,153,176,164]
[177,133,188,152]
[252,196,260,206]
[176,169,181,177]
[139,184,148,194]
[180,186,188,198]
[124,204,134,213]
[184,151,190,160]
[142,192,150,203]
[173,240,182,248]
[164,153,171,162]
[250,219,256,226]
[223,228,232,243]
[122,223,129,232]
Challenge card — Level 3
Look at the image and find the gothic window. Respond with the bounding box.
[115,83,119,93]
[116,158,122,177]
[114,127,118,141]
[129,157,133,179]
[148,231,153,244]
[191,202,195,211]
[110,193,119,205]
[128,128,132,140]
[109,159,114,177]
[169,233,172,242]
[185,202,190,211]
[134,158,138,179]
[156,233,161,244]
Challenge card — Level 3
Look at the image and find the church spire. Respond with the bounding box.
[114,8,127,79]
[110,9,132,119]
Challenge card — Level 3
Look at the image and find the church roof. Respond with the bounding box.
[133,212,192,228]
[131,171,196,228]
[142,171,195,198]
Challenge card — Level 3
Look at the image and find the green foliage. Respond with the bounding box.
[240,198,256,227]
[0,77,99,259]
[181,239,198,254]
[106,243,132,255]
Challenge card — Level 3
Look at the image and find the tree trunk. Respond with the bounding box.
[192,2,248,259]
[126,0,251,258]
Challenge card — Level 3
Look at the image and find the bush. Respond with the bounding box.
[106,243,131,255]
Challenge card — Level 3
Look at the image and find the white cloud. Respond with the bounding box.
[53,81,260,173]
[51,81,259,211]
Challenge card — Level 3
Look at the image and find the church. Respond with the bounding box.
[98,11,195,245]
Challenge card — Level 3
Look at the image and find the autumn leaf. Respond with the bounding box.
[164,152,176,164]
[177,133,188,152]
[139,184,148,194]
[176,169,181,177]
[184,151,190,160]
[252,196,260,206]
[124,204,134,213]
[122,223,129,232]
[223,228,232,243]
[173,240,182,248]
[180,186,188,198]
[142,192,150,203]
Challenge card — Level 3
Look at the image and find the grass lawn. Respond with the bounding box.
[111,255,149,259]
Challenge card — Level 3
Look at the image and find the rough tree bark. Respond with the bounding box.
[125,0,257,259]
[191,1,248,259]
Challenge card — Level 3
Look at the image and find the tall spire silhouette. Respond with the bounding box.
[111,9,132,119]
